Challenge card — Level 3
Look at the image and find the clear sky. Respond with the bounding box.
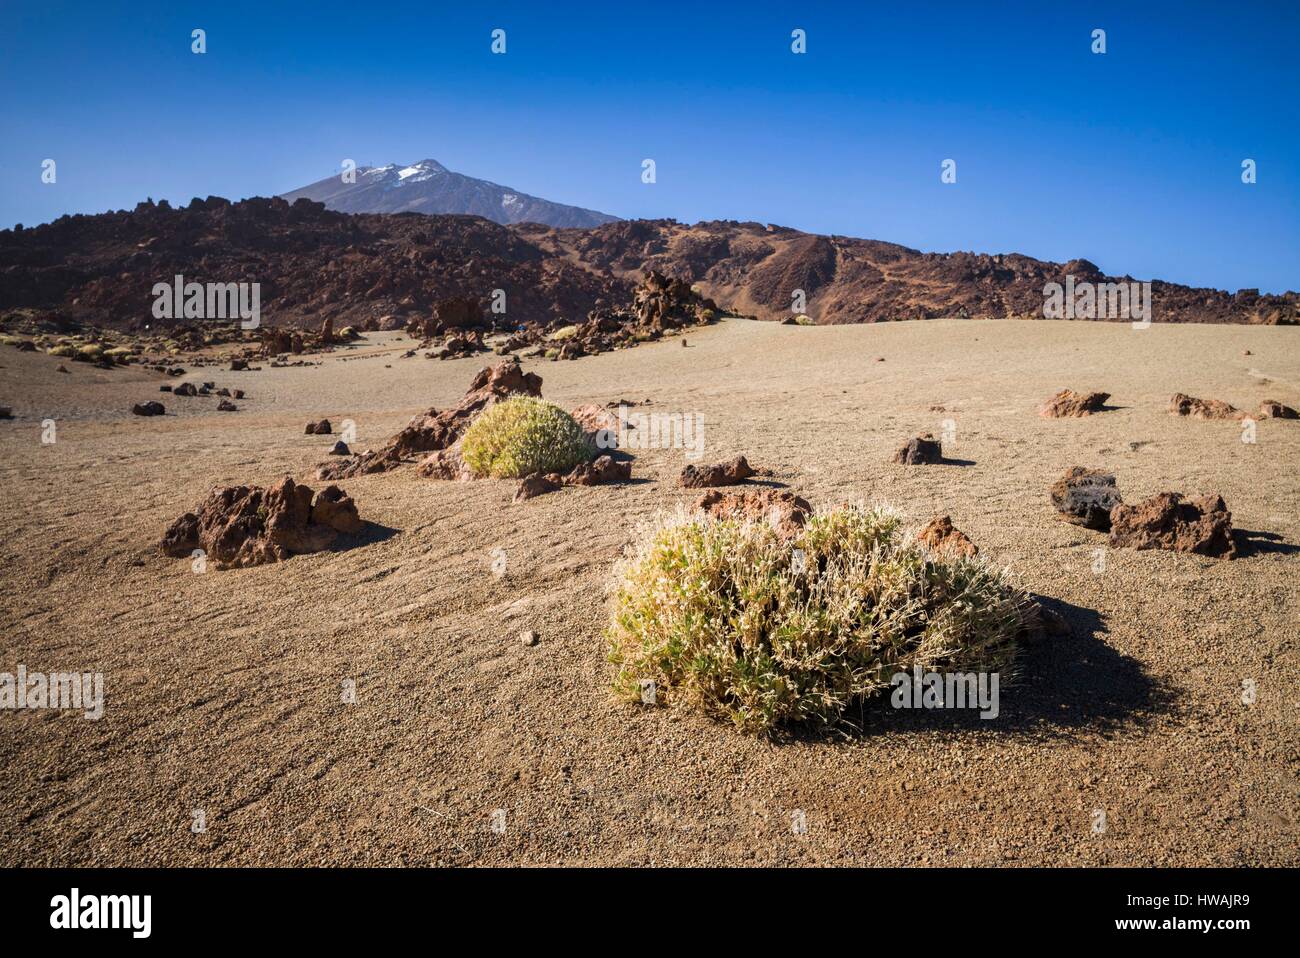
[1,0,1296,292]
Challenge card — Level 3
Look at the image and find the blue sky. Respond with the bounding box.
[1,1,1296,292]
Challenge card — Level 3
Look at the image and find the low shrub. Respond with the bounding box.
[607,504,1032,733]
[460,396,594,478]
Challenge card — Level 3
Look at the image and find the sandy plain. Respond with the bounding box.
[1,317,1297,865]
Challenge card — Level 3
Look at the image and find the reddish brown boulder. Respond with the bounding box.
[262,328,292,356]
[893,434,943,465]
[695,488,812,539]
[1109,492,1235,559]
[305,419,332,435]
[435,297,483,331]
[679,455,755,488]
[570,404,621,450]
[1040,389,1110,418]
[1049,467,1122,530]
[407,297,484,339]
[416,448,472,481]
[132,401,165,416]
[319,357,542,479]
[564,455,631,486]
[160,477,364,569]
[1258,399,1298,419]
[316,445,403,481]
[310,484,363,534]
[216,399,237,412]
[385,357,542,460]
[1168,393,1242,420]
[431,330,488,360]
[917,515,978,557]
[514,472,562,502]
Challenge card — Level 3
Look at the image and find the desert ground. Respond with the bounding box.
[1,317,1297,866]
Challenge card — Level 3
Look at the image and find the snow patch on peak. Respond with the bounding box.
[502,193,519,206]
[396,160,446,185]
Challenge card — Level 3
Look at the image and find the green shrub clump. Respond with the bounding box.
[607,504,1032,734]
[461,396,595,479]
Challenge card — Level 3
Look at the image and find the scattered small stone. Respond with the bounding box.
[520,630,539,647]
[0,406,12,419]
[57,365,70,374]
[173,382,198,397]
[217,399,237,411]
[131,401,165,416]
[329,440,350,455]
[160,384,172,392]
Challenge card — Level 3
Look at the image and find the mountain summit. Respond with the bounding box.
[280,159,618,228]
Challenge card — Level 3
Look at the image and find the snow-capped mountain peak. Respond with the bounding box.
[282,158,617,228]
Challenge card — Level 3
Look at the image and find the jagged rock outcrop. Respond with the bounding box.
[159,477,364,568]
[319,357,542,480]
[1108,492,1235,558]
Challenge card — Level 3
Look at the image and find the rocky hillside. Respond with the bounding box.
[281,159,618,229]
[1,197,1293,333]
[0,196,627,332]
[534,219,1298,325]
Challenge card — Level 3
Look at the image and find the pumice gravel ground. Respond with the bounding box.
[1,318,1296,866]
